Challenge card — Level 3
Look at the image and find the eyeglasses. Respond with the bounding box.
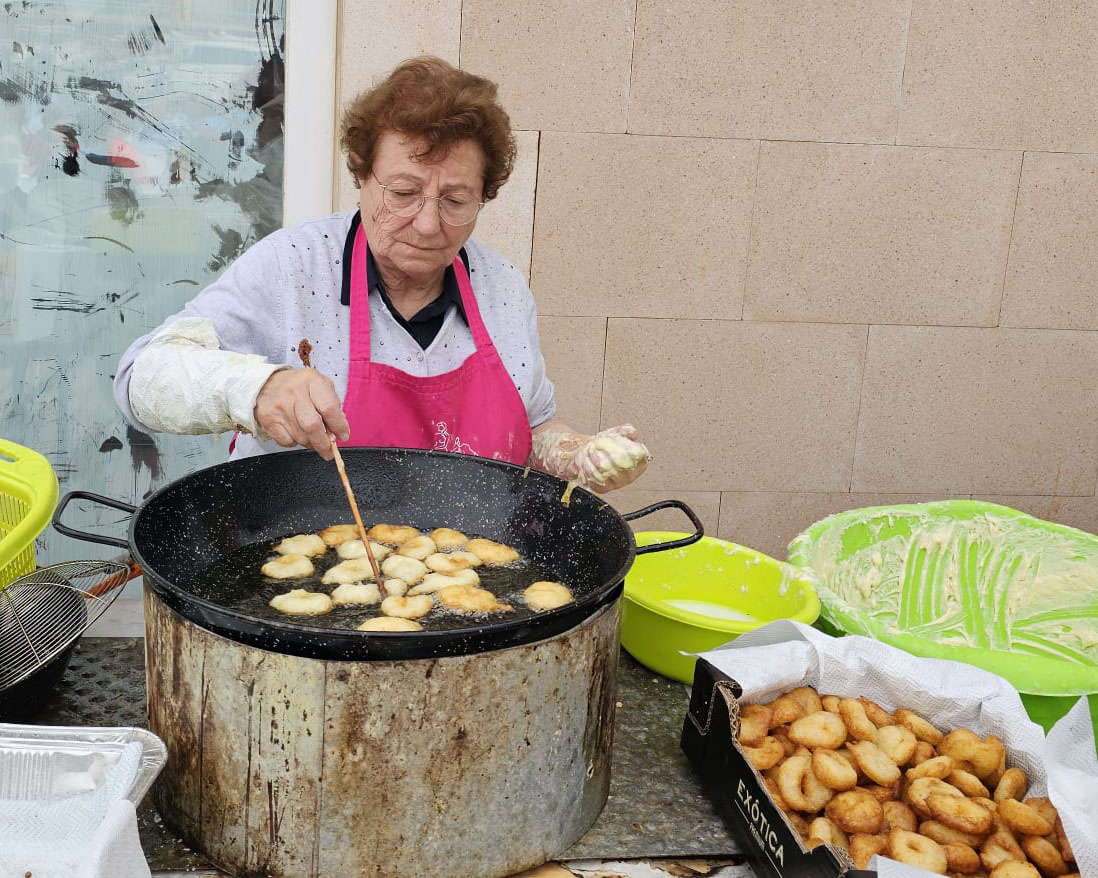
[372,174,484,226]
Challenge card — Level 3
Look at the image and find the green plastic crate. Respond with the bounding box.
[0,438,59,589]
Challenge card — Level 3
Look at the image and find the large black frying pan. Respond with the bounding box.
[54,447,701,661]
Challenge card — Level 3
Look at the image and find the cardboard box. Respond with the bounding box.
[680,658,875,878]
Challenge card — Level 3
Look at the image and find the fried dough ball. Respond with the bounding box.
[769,694,805,726]
[876,723,918,767]
[368,523,422,545]
[840,698,879,742]
[743,736,785,771]
[738,704,773,747]
[425,551,481,573]
[436,584,513,614]
[849,741,901,786]
[318,524,358,546]
[381,554,427,584]
[261,553,315,579]
[397,534,437,560]
[523,581,574,611]
[336,539,392,561]
[812,749,858,791]
[787,686,824,716]
[358,616,422,632]
[889,829,948,874]
[408,570,481,595]
[429,527,468,549]
[788,711,847,750]
[322,558,377,585]
[380,594,434,619]
[269,588,332,615]
[466,537,521,566]
[275,533,328,557]
[821,694,842,713]
[330,581,381,606]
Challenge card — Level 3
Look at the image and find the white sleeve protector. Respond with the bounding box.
[127,317,289,438]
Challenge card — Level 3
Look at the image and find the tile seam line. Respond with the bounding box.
[739,141,763,321]
[623,0,639,133]
[535,316,1098,335]
[848,325,872,492]
[894,0,916,147]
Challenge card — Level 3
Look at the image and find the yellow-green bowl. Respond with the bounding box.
[622,532,821,683]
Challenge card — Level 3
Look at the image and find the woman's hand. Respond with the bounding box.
[254,368,350,460]
[529,422,651,493]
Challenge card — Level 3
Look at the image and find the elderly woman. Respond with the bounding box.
[114,57,648,492]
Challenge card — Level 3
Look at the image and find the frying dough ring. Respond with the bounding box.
[429,527,468,549]
[523,581,574,611]
[811,748,858,791]
[849,740,901,785]
[436,584,513,614]
[997,798,1053,836]
[408,570,481,595]
[788,711,847,750]
[330,582,381,606]
[318,524,358,546]
[425,551,481,573]
[358,616,421,632]
[322,558,377,585]
[824,788,884,834]
[396,535,437,560]
[261,554,315,579]
[887,829,948,875]
[776,753,833,813]
[269,588,332,616]
[466,537,521,566]
[368,523,422,545]
[926,793,993,836]
[380,594,434,619]
[336,539,392,561]
[275,533,327,557]
[381,554,428,584]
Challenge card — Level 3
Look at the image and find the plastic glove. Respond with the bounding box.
[530,424,651,493]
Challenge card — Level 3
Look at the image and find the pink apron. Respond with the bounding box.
[339,224,533,463]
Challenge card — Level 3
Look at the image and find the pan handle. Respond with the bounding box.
[623,500,705,555]
[52,490,136,550]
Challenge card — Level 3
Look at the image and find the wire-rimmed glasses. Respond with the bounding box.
[372,174,484,226]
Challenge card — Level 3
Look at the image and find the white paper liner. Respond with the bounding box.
[697,620,1097,878]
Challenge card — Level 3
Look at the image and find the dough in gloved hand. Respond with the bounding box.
[530,424,651,492]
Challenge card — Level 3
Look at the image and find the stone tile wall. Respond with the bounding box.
[336,1,1098,558]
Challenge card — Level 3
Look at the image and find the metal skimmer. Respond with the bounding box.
[0,560,132,705]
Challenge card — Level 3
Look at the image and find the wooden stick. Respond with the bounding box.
[299,339,386,593]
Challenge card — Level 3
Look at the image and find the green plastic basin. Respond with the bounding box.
[788,500,1098,746]
[622,532,820,683]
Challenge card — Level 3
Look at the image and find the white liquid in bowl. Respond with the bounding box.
[663,600,759,625]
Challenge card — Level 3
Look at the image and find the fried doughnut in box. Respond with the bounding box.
[907,777,965,818]
[261,553,315,579]
[944,842,984,874]
[859,696,898,728]
[737,703,773,748]
[889,828,949,874]
[812,748,858,790]
[275,533,327,557]
[785,810,811,841]
[990,863,1041,878]
[926,793,993,836]
[921,819,988,849]
[840,698,880,742]
[948,769,991,799]
[863,781,902,804]
[883,800,919,833]
[997,799,1053,837]
[911,740,938,766]
[895,708,945,746]
[1022,797,1057,828]
[318,524,358,546]
[1020,835,1069,877]
[788,710,848,749]
[769,694,805,726]
[743,736,785,771]
[808,816,850,849]
[777,753,834,812]
[981,823,1027,871]
[985,737,1008,788]
[939,729,1005,781]
[849,833,889,870]
[908,755,957,781]
[849,740,902,785]
[761,776,792,813]
[1053,815,1076,865]
[821,694,842,713]
[825,788,884,833]
[877,723,918,766]
[771,725,796,758]
[787,685,823,716]
[429,527,468,549]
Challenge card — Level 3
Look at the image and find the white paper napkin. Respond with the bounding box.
[697,620,1098,878]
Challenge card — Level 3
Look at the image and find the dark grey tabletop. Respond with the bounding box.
[29,637,739,872]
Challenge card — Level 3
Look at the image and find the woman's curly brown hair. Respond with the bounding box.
[340,56,516,202]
